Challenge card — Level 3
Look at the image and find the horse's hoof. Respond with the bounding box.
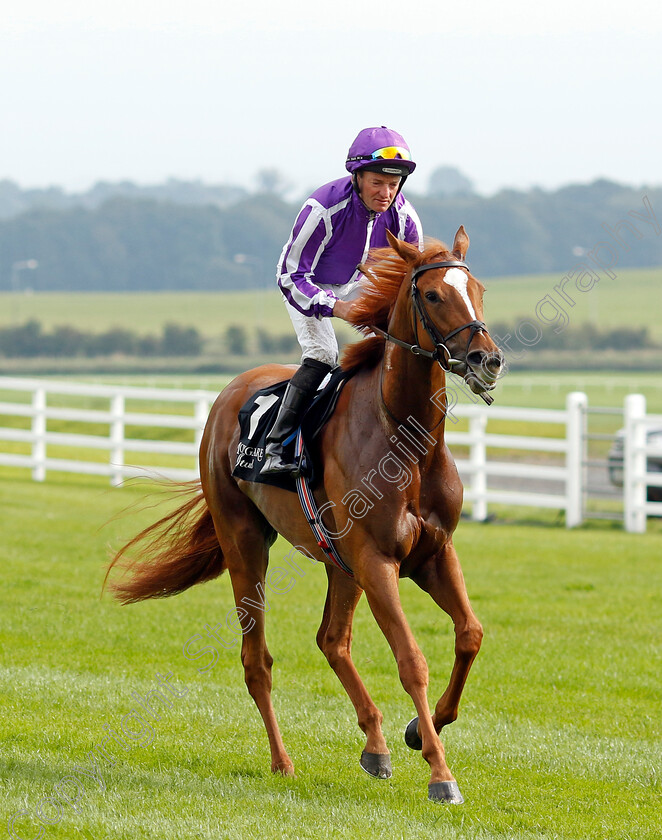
[272,762,295,777]
[404,716,422,750]
[428,780,464,804]
[359,750,392,779]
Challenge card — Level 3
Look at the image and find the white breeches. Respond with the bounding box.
[285,279,365,367]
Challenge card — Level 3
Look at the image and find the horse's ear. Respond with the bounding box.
[452,225,470,260]
[386,230,420,263]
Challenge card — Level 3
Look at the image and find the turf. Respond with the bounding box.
[1,471,660,839]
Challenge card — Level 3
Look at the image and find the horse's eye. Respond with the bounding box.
[425,291,440,303]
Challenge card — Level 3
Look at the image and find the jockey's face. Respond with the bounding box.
[356,171,402,213]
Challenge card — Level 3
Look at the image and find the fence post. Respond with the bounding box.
[469,412,488,522]
[110,394,125,487]
[31,387,46,482]
[624,393,647,534]
[194,396,210,477]
[565,391,587,528]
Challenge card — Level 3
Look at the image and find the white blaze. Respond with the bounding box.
[443,268,476,319]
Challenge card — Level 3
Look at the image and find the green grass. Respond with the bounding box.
[1,472,661,839]
[0,291,286,336]
[486,265,662,340]
[2,262,662,342]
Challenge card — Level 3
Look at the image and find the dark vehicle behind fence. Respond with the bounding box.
[608,425,662,502]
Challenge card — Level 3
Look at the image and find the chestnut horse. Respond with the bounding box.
[107,227,503,803]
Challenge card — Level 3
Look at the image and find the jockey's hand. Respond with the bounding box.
[332,299,353,321]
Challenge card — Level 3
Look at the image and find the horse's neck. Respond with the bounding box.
[380,341,448,439]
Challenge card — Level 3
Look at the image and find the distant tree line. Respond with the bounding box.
[223,326,299,356]
[0,177,248,220]
[0,321,302,358]
[0,322,203,358]
[0,319,655,359]
[0,194,292,292]
[0,179,660,292]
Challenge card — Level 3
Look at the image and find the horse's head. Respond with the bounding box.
[386,228,504,398]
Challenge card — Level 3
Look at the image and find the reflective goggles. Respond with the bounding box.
[348,145,412,162]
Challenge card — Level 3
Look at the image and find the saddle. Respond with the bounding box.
[232,366,357,493]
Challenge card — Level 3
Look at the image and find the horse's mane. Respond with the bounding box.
[341,238,452,371]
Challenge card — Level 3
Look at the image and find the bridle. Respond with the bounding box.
[372,260,485,368]
[372,258,495,410]
[412,259,487,367]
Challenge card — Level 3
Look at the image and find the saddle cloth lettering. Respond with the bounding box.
[232,366,356,493]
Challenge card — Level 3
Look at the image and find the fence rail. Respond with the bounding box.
[623,395,662,532]
[447,392,585,527]
[0,377,658,531]
[0,376,215,485]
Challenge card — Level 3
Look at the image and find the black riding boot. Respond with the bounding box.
[260,358,332,476]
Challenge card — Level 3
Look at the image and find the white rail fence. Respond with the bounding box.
[448,392,586,528]
[0,377,214,485]
[623,394,662,533]
[0,377,657,531]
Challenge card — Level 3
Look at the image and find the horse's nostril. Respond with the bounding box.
[489,352,503,370]
[467,350,503,376]
[467,351,485,368]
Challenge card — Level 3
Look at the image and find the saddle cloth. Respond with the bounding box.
[231,366,356,493]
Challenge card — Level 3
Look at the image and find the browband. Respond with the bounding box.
[410,260,468,281]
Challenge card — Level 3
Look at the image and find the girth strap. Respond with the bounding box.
[294,430,354,577]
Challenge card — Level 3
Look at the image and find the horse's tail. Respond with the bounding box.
[104,481,226,605]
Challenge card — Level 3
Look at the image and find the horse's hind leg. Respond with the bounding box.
[225,543,295,776]
[316,565,391,778]
[205,477,294,775]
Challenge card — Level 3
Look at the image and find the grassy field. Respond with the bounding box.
[0,290,299,339]
[1,471,661,839]
[484,265,662,340]
[1,262,662,341]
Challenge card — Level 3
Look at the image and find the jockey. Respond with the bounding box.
[261,125,424,475]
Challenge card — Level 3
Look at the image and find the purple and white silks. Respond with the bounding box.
[277,177,423,321]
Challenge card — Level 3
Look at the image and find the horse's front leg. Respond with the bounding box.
[358,556,463,803]
[410,540,483,737]
[316,565,391,779]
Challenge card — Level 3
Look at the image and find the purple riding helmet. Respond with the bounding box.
[345,126,417,182]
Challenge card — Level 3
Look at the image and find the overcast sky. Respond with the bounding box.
[2,0,661,197]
